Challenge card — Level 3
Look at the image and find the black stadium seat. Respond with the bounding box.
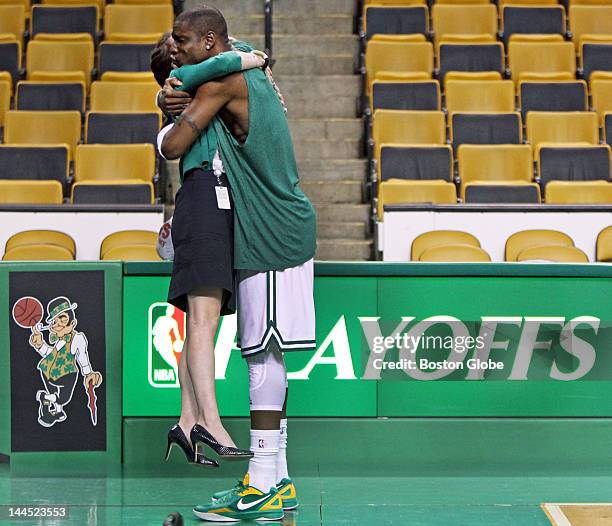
[365,6,428,40]
[98,42,156,75]
[464,184,540,204]
[16,82,85,112]
[538,145,611,188]
[438,43,504,82]
[502,6,565,44]
[0,145,69,184]
[31,6,98,40]
[451,113,521,149]
[86,112,160,145]
[519,81,587,117]
[72,183,153,204]
[605,114,612,147]
[372,81,439,111]
[582,43,612,82]
[380,145,452,182]
[0,42,20,85]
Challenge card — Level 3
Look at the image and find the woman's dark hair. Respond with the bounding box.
[151,32,174,87]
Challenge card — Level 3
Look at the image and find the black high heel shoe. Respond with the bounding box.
[190,424,253,460]
[165,424,219,468]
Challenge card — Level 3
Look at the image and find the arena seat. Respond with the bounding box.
[537,144,611,190]
[371,80,440,112]
[431,5,498,43]
[363,5,428,40]
[100,230,158,259]
[364,0,425,5]
[115,0,171,4]
[30,5,98,41]
[499,0,557,5]
[450,113,522,149]
[85,112,160,145]
[2,244,74,260]
[508,41,575,82]
[505,229,575,261]
[98,42,156,75]
[101,244,161,261]
[0,79,9,126]
[444,71,502,86]
[0,5,25,43]
[89,81,161,113]
[545,181,612,203]
[42,0,104,11]
[71,180,154,204]
[591,80,612,123]
[100,71,156,82]
[103,5,174,42]
[517,245,589,263]
[605,114,612,146]
[509,34,564,44]
[4,110,82,159]
[0,180,63,204]
[518,81,588,117]
[438,42,504,82]
[0,0,29,10]
[457,144,533,191]
[0,40,21,84]
[365,40,434,91]
[372,110,446,149]
[436,0,489,4]
[583,45,612,83]
[419,244,491,262]
[26,40,94,85]
[445,80,515,113]
[411,230,481,261]
[569,6,612,50]
[378,180,457,219]
[5,230,76,256]
[379,145,453,183]
[596,225,612,262]
[463,181,541,203]
[15,81,86,112]
[526,112,599,152]
[501,6,565,45]
[33,33,93,43]
[74,144,156,182]
[0,145,69,183]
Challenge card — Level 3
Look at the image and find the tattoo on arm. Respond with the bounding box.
[176,113,203,135]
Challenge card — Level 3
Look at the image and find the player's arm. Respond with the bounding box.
[161,80,231,160]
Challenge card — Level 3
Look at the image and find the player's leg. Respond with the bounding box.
[275,386,299,510]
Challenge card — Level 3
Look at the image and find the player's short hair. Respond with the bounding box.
[150,31,174,87]
[175,5,229,40]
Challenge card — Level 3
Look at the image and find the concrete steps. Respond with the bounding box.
[316,239,374,260]
[318,221,368,240]
[297,159,367,181]
[302,180,363,204]
[314,203,371,223]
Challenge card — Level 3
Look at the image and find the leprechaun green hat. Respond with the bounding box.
[45,296,78,324]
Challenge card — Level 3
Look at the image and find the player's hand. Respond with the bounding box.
[84,372,103,389]
[29,325,43,349]
[160,77,192,115]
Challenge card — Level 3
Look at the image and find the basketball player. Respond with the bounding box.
[160,5,316,522]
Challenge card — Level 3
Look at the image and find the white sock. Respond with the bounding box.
[276,418,289,482]
[248,429,280,493]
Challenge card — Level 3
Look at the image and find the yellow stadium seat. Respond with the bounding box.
[29,71,88,83]
[100,230,158,258]
[104,5,173,41]
[378,180,457,220]
[74,144,156,182]
[4,110,82,159]
[593,72,612,81]
[526,112,599,152]
[102,244,161,261]
[596,225,612,262]
[6,230,76,256]
[34,33,93,42]
[411,230,481,261]
[364,0,426,4]
[508,41,575,82]
[445,80,515,113]
[591,79,612,123]
[569,6,612,50]
[27,40,93,85]
[437,34,496,45]
[370,34,426,43]
[42,0,105,11]
[0,5,25,42]
[0,80,9,126]
[3,244,74,261]
[437,0,490,3]
[0,70,11,84]
[115,0,171,4]
[444,71,502,90]
[0,180,63,204]
[431,5,498,43]
[365,40,433,92]
[457,145,533,190]
[505,229,574,261]
[499,0,557,5]
[100,71,156,83]
[103,33,163,44]
[89,81,161,113]
[0,0,30,17]
[517,245,589,262]
[420,244,491,262]
[545,181,612,203]
[508,34,564,43]
[372,110,446,151]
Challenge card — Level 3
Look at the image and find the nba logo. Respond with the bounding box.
[148,302,186,388]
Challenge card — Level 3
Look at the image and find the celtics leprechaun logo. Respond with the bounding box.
[12,295,103,428]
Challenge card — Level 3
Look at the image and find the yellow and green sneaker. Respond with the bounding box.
[277,478,299,511]
[193,483,284,522]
